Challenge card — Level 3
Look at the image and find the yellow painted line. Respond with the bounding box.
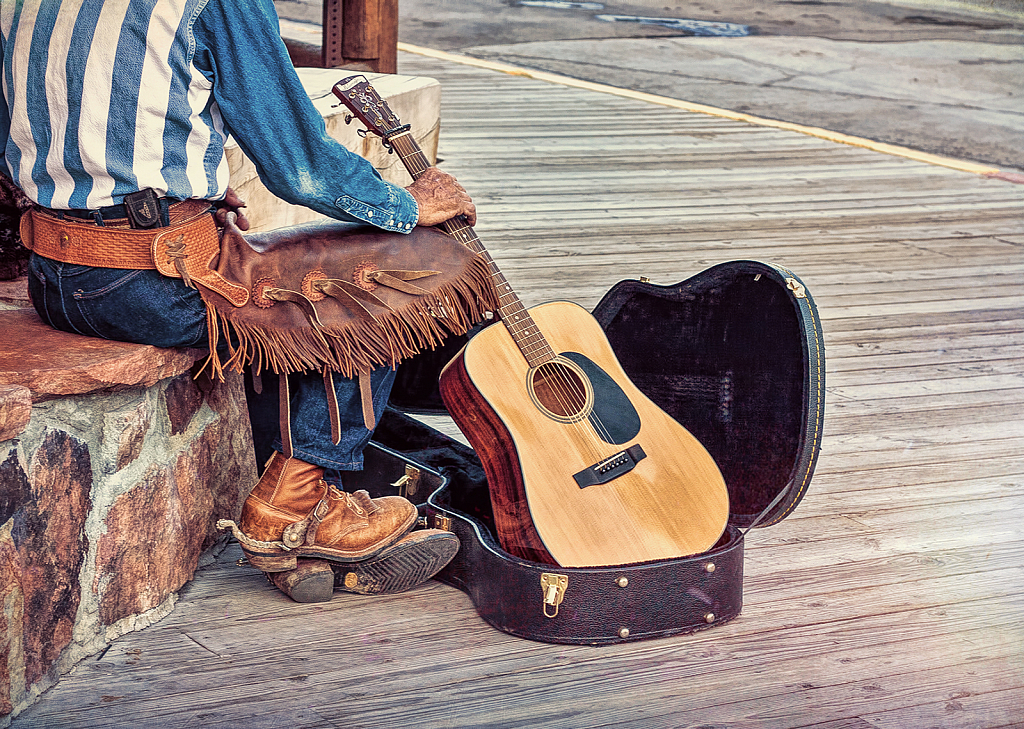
[399,42,1008,178]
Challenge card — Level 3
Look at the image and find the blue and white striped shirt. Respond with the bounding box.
[0,0,418,233]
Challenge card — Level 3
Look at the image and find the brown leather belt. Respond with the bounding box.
[20,200,250,307]
[20,199,216,270]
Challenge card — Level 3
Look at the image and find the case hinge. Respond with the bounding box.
[541,573,568,618]
[786,277,806,299]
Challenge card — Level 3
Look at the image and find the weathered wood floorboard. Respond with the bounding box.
[10,52,1024,729]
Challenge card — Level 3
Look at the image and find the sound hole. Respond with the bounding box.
[529,359,592,422]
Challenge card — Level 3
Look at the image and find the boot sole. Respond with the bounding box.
[240,510,419,571]
[332,530,460,595]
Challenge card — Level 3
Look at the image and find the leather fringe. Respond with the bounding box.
[198,254,496,382]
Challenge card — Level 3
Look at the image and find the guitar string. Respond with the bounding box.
[391,132,618,463]
[483,237,619,461]
[443,216,614,457]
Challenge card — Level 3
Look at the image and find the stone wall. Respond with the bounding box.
[0,317,256,721]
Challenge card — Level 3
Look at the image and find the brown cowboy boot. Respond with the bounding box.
[233,451,417,571]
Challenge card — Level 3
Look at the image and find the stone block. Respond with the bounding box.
[104,399,152,474]
[95,371,253,626]
[0,521,24,718]
[0,386,31,442]
[16,430,93,689]
[202,373,256,524]
[0,369,254,721]
[97,455,206,625]
[0,448,29,525]
[227,70,441,232]
[0,310,201,399]
[164,373,204,437]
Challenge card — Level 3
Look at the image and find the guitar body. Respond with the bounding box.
[440,301,729,567]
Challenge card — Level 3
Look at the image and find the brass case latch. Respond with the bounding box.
[541,573,568,618]
[392,464,421,499]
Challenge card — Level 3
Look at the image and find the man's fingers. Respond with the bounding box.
[214,187,250,230]
[461,198,477,227]
[214,204,250,230]
[406,167,477,227]
[223,186,247,208]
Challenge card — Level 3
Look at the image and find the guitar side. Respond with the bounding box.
[440,348,559,565]
[440,301,730,567]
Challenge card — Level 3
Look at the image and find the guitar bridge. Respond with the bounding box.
[573,444,647,488]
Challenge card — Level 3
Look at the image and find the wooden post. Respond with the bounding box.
[321,0,398,74]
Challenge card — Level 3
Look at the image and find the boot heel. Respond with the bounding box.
[245,551,297,572]
[268,559,334,603]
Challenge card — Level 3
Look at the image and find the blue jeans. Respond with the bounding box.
[28,254,395,472]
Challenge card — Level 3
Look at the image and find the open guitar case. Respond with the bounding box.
[248,259,824,644]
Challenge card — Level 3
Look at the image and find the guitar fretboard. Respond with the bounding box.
[386,129,557,368]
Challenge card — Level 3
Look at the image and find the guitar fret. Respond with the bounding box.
[502,313,527,323]
[519,334,548,349]
[504,321,535,336]
[504,318,537,335]
[503,318,531,331]
[521,343,551,358]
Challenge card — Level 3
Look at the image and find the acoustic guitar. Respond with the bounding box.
[334,76,729,567]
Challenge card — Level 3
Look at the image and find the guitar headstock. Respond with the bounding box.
[332,75,406,138]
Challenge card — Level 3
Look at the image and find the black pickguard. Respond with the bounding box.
[561,351,641,445]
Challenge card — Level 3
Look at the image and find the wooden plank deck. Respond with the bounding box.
[11,51,1024,729]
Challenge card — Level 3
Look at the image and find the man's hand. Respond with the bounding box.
[214,187,250,231]
[406,167,476,227]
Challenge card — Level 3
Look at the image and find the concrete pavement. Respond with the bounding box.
[274,0,1024,172]
[459,33,1023,172]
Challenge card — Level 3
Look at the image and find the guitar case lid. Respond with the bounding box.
[590,260,824,529]
[375,259,824,644]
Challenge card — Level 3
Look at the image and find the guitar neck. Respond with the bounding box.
[384,129,556,368]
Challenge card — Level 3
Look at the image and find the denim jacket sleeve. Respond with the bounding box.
[192,0,418,233]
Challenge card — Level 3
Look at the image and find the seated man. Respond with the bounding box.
[1,0,476,602]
